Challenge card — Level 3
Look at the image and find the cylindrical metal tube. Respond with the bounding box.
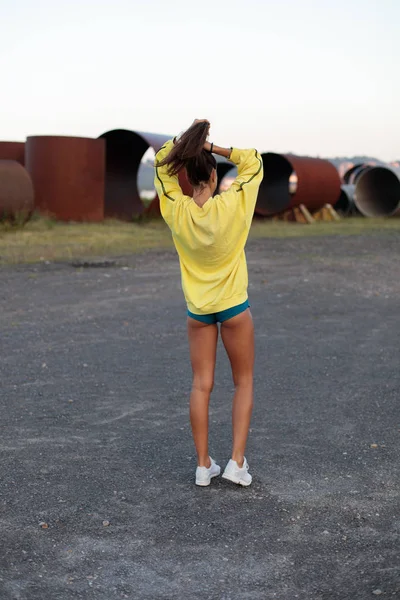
[25,136,105,221]
[335,184,357,216]
[257,153,341,216]
[256,153,292,215]
[0,160,34,219]
[343,164,365,184]
[0,142,25,165]
[344,165,400,217]
[99,130,193,219]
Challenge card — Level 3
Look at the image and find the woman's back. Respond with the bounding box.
[155,141,263,314]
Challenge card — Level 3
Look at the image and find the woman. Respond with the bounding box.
[154,120,263,487]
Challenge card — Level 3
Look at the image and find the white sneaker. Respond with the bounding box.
[222,457,252,486]
[195,457,221,486]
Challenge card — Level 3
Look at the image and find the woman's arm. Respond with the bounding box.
[154,139,184,203]
[227,148,263,188]
[203,141,232,159]
[217,147,264,223]
[205,137,262,187]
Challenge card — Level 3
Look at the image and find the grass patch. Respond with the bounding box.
[0,219,173,265]
[250,216,400,238]
[0,216,399,266]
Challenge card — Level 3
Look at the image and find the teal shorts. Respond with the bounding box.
[187,299,250,325]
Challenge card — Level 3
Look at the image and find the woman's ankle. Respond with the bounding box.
[198,455,211,468]
[231,454,244,467]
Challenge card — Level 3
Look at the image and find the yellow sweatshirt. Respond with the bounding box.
[154,140,263,315]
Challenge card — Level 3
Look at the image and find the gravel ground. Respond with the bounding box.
[0,233,399,600]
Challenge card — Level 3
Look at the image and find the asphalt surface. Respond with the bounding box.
[1,233,399,600]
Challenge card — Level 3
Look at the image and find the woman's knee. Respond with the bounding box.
[232,373,254,389]
[192,375,214,395]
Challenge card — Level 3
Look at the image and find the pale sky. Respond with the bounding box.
[1,0,399,160]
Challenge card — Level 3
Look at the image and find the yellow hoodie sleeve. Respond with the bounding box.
[219,148,263,223]
[154,140,184,226]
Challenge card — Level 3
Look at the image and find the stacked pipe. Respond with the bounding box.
[0,142,25,165]
[341,164,400,217]
[0,161,34,220]
[98,130,192,219]
[0,142,34,220]
[25,136,105,222]
[335,185,358,216]
[0,129,399,221]
[257,153,341,216]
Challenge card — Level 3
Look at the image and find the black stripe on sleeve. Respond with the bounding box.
[236,150,263,192]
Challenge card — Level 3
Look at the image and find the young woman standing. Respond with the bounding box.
[154,120,263,486]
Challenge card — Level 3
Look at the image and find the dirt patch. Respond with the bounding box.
[0,234,399,599]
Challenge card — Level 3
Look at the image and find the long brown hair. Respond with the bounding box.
[156,121,217,187]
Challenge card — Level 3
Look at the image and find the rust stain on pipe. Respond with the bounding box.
[0,160,34,218]
[25,136,105,222]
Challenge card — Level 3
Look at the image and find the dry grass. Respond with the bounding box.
[250,216,400,238]
[0,215,399,266]
[0,218,173,265]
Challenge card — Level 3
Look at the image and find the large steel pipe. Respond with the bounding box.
[25,136,105,222]
[215,155,291,214]
[99,130,176,218]
[257,153,292,215]
[0,142,25,165]
[335,185,357,216]
[257,153,341,216]
[99,129,195,219]
[344,165,400,217]
[342,164,365,184]
[99,130,164,218]
[0,160,34,219]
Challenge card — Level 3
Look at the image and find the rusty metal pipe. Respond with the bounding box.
[99,130,166,219]
[257,153,292,215]
[0,142,25,165]
[99,129,195,219]
[25,136,105,222]
[257,153,341,216]
[0,160,34,219]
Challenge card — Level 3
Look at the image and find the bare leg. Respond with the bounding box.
[187,318,218,467]
[220,309,254,467]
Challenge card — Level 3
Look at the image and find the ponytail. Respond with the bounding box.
[157,121,217,187]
